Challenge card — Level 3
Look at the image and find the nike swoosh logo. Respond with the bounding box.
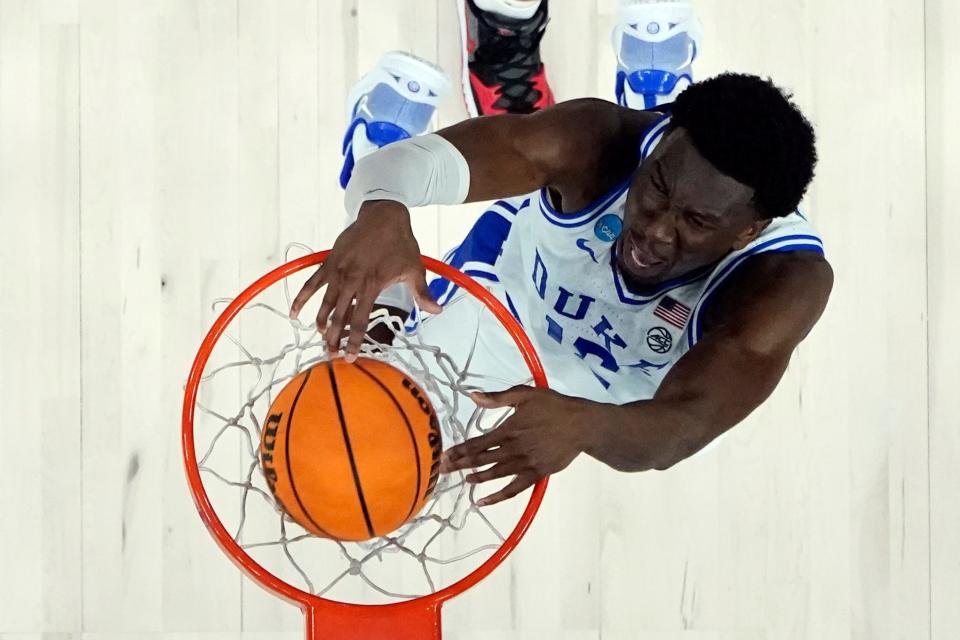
[576,238,598,263]
[354,94,373,120]
[627,359,670,376]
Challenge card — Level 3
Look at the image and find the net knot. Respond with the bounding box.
[348,559,362,575]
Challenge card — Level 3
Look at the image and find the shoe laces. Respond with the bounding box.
[472,4,550,112]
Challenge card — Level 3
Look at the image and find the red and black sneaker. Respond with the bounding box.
[457,0,555,116]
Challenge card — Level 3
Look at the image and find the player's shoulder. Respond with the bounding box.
[527,99,663,203]
[532,98,663,144]
[535,98,669,136]
[700,250,833,351]
[733,250,833,292]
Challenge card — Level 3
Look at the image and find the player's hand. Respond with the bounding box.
[438,386,593,506]
[289,201,441,361]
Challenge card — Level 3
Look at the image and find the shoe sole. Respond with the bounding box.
[455,0,481,118]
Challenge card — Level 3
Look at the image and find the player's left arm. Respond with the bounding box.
[440,250,832,506]
[585,249,834,471]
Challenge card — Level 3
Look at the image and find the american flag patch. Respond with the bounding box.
[653,296,692,329]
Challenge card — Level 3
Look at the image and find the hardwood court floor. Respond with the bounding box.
[0,0,957,638]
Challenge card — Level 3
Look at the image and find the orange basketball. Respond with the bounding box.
[259,357,442,542]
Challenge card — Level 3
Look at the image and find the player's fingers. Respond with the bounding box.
[477,473,536,507]
[315,282,340,336]
[290,266,325,319]
[410,270,441,314]
[470,385,537,409]
[440,430,510,473]
[453,445,515,472]
[465,457,524,484]
[323,288,358,355]
[343,287,377,363]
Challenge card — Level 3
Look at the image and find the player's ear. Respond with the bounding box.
[732,218,771,251]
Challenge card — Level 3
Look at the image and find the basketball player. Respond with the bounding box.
[291,4,833,507]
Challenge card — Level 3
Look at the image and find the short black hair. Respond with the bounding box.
[670,73,817,218]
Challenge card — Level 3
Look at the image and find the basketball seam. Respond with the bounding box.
[354,361,424,524]
[326,361,376,540]
[283,369,334,538]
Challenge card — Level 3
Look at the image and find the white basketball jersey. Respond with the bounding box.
[427,112,825,404]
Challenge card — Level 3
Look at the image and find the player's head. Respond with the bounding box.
[618,73,817,287]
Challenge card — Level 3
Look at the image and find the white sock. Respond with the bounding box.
[474,0,542,21]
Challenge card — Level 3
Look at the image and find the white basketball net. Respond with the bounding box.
[190,248,534,605]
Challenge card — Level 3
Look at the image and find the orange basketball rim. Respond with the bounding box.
[182,251,549,640]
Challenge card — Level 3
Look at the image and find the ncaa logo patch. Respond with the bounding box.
[594,213,623,242]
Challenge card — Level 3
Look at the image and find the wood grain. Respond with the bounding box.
[0,0,952,637]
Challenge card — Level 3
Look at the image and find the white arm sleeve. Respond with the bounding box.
[343,133,471,313]
[344,133,471,219]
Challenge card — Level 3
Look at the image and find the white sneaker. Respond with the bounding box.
[612,1,702,110]
[340,51,451,188]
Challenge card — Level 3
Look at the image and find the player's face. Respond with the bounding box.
[618,127,770,288]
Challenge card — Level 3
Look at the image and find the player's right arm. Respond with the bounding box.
[290,99,657,360]
[440,97,649,203]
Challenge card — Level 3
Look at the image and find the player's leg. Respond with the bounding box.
[408,286,534,442]
[457,0,554,116]
[613,0,703,109]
